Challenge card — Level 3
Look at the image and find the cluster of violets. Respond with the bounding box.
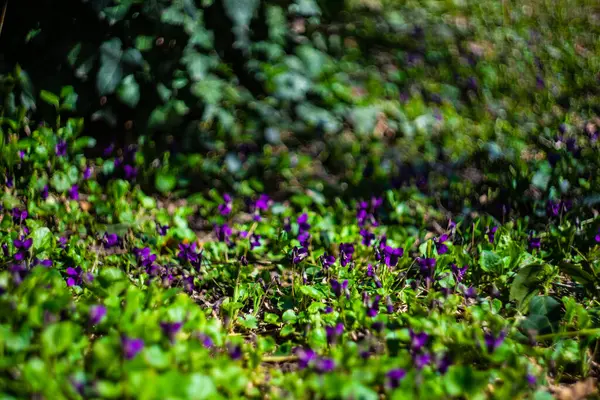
[3,145,597,393]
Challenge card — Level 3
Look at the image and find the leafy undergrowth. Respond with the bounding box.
[1,119,599,399]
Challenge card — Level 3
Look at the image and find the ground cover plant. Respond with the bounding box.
[1,0,600,399]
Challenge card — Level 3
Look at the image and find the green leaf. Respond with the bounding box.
[299,285,325,300]
[155,171,177,194]
[264,313,280,325]
[280,324,296,337]
[144,345,170,369]
[521,296,563,334]
[121,48,143,67]
[282,309,297,323]
[223,0,260,27]
[510,264,549,311]
[239,314,258,330]
[32,227,52,252]
[72,136,97,152]
[117,75,140,108]
[558,262,599,295]
[40,90,60,108]
[50,171,71,193]
[41,322,79,356]
[479,250,503,274]
[186,374,216,400]
[97,38,124,96]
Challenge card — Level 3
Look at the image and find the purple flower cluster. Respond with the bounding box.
[247,194,271,221]
[331,279,349,298]
[12,208,28,224]
[296,348,336,373]
[65,266,93,287]
[339,243,355,267]
[356,197,383,227]
[365,293,380,317]
[360,229,375,246]
[297,213,311,247]
[451,264,468,282]
[325,323,344,345]
[13,236,32,261]
[177,242,202,269]
[218,193,233,216]
[417,257,436,278]
[547,200,572,217]
[214,223,232,244]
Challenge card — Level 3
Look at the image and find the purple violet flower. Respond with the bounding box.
[214,223,232,244]
[383,246,404,267]
[331,279,348,298]
[487,226,498,244]
[83,166,93,180]
[122,337,144,360]
[41,185,49,200]
[315,358,336,373]
[297,213,311,233]
[451,264,468,282]
[409,330,429,351]
[177,243,202,269]
[414,352,432,369]
[463,286,477,298]
[298,231,311,247]
[197,333,214,348]
[417,257,436,277]
[103,143,115,157]
[325,323,344,345]
[160,321,183,343]
[339,243,355,267]
[250,234,261,250]
[255,194,270,211]
[227,344,242,360]
[68,184,79,200]
[13,237,33,261]
[386,368,406,389]
[320,253,336,269]
[296,347,317,369]
[437,353,452,374]
[123,165,137,180]
[360,229,375,246]
[12,208,28,224]
[292,246,309,264]
[103,233,119,248]
[55,140,67,157]
[366,295,380,317]
[434,234,449,254]
[89,305,107,325]
[528,235,541,251]
[218,193,233,216]
[157,224,169,236]
[484,330,506,353]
